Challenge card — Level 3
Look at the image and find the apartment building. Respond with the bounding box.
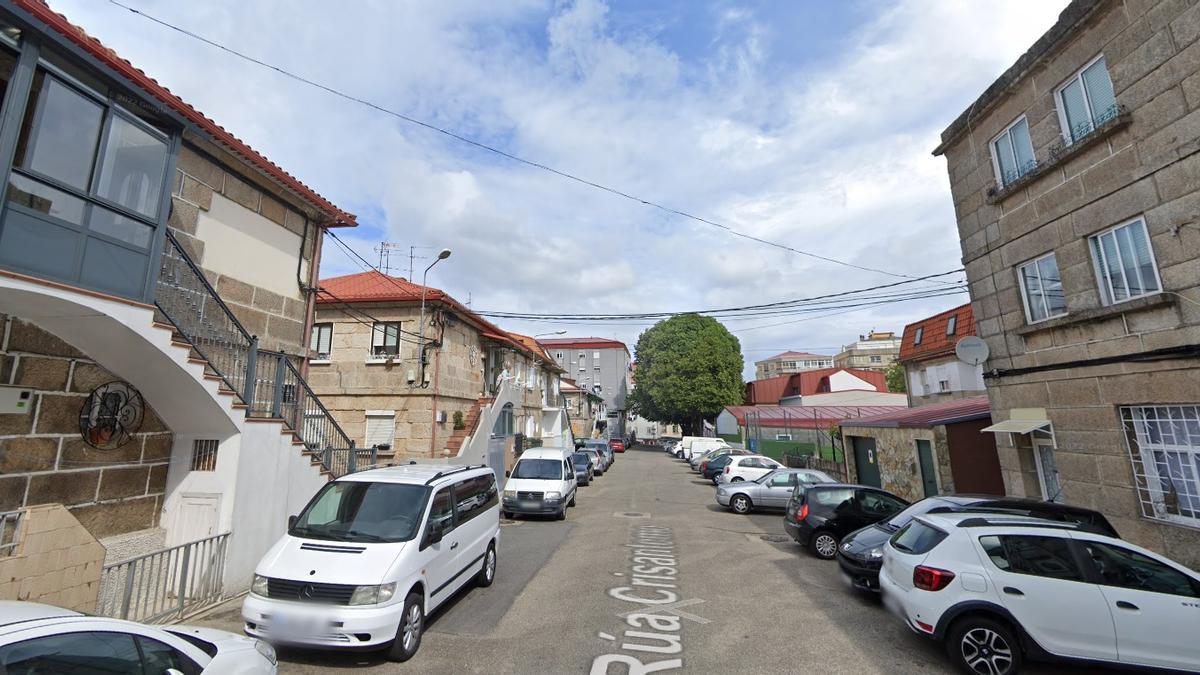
[899,304,987,406]
[0,0,356,611]
[542,336,630,435]
[753,351,835,380]
[308,271,565,465]
[934,0,1200,565]
[834,331,901,371]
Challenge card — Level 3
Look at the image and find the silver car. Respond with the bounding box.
[715,468,835,514]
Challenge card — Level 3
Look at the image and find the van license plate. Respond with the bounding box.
[274,614,321,637]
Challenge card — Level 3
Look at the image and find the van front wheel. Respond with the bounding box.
[476,542,497,587]
[387,592,424,662]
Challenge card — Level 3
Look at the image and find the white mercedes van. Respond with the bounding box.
[242,464,499,662]
[500,447,577,520]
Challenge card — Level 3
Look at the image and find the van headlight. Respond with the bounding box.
[543,491,561,501]
[503,489,516,498]
[251,574,269,597]
[349,582,397,606]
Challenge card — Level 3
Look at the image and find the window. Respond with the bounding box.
[1079,540,1198,597]
[768,473,796,488]
[856,490,907,518]
[454,474,498,524]
[978,534,1083,581]
[310,322,333,359]
[593,351,601,359]
[946,315,957,335]
[1090,217,1160,305]
[365,411,395,450]
[775,433,793,441]
[190,439,218,471]
[913,327,923,345]
[991,116,1036,187]
[1018,253,1068,322]
[938,379,950,392]
[891,520,948,555]
[555,351,563,360]
[138,636,201,675]
[594,366,600,372]
[1057,54,1118,144]
[0,631,143,673]
[870,355,882,363]
[370,322,401,357]
[1121,406,1200,526]
[426,488,454,540]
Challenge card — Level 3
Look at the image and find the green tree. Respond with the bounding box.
[628,314,744,435]
[885,362,907,393]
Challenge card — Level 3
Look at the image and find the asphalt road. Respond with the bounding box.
[193,445,1105,674]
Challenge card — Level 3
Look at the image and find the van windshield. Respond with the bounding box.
[511,458,566,480]
[290,481,429,543]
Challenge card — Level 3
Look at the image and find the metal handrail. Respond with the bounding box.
[160,229,254,340]
[97,532,230,624]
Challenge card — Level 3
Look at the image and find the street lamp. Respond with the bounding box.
[417,248,452,384]
[534,331,567,338]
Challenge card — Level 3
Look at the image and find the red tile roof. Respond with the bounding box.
[899,303,976,363]
[744,368,890,405]
[840,395,991,429]
[540,337,629,352]
[724,405,909,429]
[744,375,793,405]
[17,0,355,226]
[317,271,545,361]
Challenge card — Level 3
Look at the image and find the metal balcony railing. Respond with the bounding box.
[154,229,361,476]
[97,533,229,624]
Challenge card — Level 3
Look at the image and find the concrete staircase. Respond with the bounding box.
[445,396,494,454]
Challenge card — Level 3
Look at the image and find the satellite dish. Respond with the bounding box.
[955,336,990,366]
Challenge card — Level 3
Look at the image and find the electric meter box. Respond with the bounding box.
[0,385,34,414]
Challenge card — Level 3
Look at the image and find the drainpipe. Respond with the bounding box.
[300,217,325,382]
[429,330,443,457]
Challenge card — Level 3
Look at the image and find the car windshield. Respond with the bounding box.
[572,453,590,466]
[882,497,952,532]
[290,481,429,543]
[511,458,566,480]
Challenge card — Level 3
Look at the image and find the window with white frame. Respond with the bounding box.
[938,379,950,392]
[991,116,1036,187]
[775,433,792,441]
[1018,253,1068,323]
[914,327,924,345]
[365,411,396,450]
[946,315,957,335]
[309,323,332,360]
[1090,217,1160,305]
[1121,406,1200,526]
[1057,54,1118,144]
[870,355,882,363]
[593,351,600,359]
[555,351,563,360]
[370,322,401,358]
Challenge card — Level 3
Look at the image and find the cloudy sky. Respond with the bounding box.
[54,0,1068,378]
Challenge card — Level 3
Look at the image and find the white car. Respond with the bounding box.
[880,511,1200,675]
[717,455,784,483]
[244,464,500,662]
[502,447,578,520]
[0,601,276,673]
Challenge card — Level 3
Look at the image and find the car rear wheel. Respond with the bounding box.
[387,592,424,662]
[809,531,838,559]
[476,542,497,587]
[946,616,1021,675]
[730,494,752,514]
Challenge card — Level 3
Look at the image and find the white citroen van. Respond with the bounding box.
[500,447,577,520]
[242,464,499,662]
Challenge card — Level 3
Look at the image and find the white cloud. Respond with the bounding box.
[49,0,1068,378]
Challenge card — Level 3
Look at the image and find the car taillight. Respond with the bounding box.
[795,504,808,522]
[724,466,730,473]
[700,462,708,471]
[913,565,956,591]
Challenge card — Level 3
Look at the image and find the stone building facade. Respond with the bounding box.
[834,331,902,372]
[933,0,1200,565]
[899,303,987,407]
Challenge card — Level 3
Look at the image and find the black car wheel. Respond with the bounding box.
[809,531,839,559]
[946,616,1021,675]
[730,494,752,514]
[476,542,497,587]
[387,592,424,662]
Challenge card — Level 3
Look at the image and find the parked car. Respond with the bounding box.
[717,455,784,484]
[680,437,729,462]
[695,447,748,472]
[690,445,735,470]
[0,601,277,673]
[609,438,626,453]
[583,440,613,471]
[716,469,836,514]
[244,463,500,662]
[838,494,1120,593]
[580,447,606,475]
[503,447,578,519]
[784,484,908,559]
[571,451,594,486]
[880,511,1200,675]
[700,452,740,483]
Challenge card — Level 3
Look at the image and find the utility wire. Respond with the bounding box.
[107,0,957,285]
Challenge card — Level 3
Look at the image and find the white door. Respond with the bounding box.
[423,488,460,611]
[976,533,1117,661]
[1075,538,1200,670]
[175,494,219,543]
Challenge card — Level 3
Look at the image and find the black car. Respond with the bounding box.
[701,453,738,483]
[570,452,593,486]
[784,484,908,560]
[836,494,1121,592]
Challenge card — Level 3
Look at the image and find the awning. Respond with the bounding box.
[981,408,1051,434]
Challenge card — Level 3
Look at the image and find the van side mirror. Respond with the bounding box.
[425,523,444,547]
[288,515,298,530]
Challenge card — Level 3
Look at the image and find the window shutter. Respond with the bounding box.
[1060,79,1090,141]
[1010,119,1034,171]
[1082,57,1116,121]
[365,413,396,448]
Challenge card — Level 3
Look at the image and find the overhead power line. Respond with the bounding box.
[107,0,957,284]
